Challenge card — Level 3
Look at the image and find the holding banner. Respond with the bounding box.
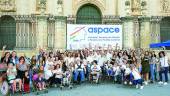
[67,24,122,50]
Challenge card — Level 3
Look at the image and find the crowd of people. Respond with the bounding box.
[0,45,169,94]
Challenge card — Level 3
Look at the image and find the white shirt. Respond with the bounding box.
[91,65,101,72]
[160,56,169,67]
[131,69,141,80]
[87,56,93,63]
[53,68,63,78]
[106,53,112,61]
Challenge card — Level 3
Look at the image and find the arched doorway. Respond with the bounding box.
[160,17,170,42]
[0,16,16,50]
[76,4,102,24]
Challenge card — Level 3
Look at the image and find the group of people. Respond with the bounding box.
[0,45,169,94]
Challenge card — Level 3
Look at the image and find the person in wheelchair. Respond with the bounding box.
[52,64,63,86]
[7,63,22,92]
[73,59,85,83]
[90,60,101,83]
[36,72,46,90]
[104,60,113,77]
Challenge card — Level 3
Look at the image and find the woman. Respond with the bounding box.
[1,45,10,65]
[16,56,28,80]
[158,51,169,85]
[30,55,37,69]
[141,52,150,85]
[52,64,63,85]
[149,52,157,83]
[73,59,85,83]
[10,51,19,65]
[7,63,22,92]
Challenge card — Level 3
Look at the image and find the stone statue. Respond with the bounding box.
[132,0,140,9]
[57,0,63,15]
[0,0,16,11]
[37,0,46,14]
[161,0,169,12]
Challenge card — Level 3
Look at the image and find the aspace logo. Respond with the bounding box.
[70,26,87,42]
[88,27,120,34]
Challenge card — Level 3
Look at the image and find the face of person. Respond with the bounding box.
[12,52,16,57]
[160,53,164,57]
[119,53,122,57]
[33,56,36,60]
[20,58,25,63]
[8,64,13,69]
[50,53,53,58]
[6,52,10,58]
[56,64,60,69]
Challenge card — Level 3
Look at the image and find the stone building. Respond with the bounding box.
[0,0,170,50]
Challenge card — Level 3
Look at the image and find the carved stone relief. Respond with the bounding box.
[0,0,16,12]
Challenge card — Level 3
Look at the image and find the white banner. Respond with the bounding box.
[67,24,122,50]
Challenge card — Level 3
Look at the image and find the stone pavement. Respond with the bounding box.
[23,82,170,96]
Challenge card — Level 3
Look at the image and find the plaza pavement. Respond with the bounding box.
[23,82,170,96]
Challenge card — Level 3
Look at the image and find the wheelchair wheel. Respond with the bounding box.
[0,81,9,96]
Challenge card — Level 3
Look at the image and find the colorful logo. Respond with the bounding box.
[70,26,87,42]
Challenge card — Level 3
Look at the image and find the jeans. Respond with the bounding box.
[107,69,113,76]
[150,64,155,81]
[73,70,85,82]
[133,79,143,86]
[159,67,169,82]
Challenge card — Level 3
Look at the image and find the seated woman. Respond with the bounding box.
[90,60,101,83]
[73,59,85,83]
[36,72,46,90]
[52,64,63,85]
[130,64,144,89]
[7,63,22,92]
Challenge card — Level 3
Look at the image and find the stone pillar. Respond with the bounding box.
[140,17,151,48]
[37,15,48,49]
[133,17,140,48]
[122,17,135,49]
[150,16,162,43]
[54,16,67,49]
[47,16,55,49]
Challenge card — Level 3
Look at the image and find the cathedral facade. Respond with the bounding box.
[0,0,170,50]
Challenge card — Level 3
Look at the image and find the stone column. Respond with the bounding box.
[37,15,48,49]
[150,16,162,43]
[54,16,67,49]
[133,17,140,48]
[122,17,135,49]
[140,17,151,48]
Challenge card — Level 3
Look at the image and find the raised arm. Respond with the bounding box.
[1,45,6,58]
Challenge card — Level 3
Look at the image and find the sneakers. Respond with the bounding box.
[158,81,164,85]
[136,84,144,89]
[140,86,144,89]
[144,81,148,85]
[124,81,127,85]
[129,82,132,85]
[164,82,168,85]
[136,85,139,89]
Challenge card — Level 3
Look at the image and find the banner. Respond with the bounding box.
[67,24,122,50]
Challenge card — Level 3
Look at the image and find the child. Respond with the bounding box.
[23,71,30,93]
[90,60,101,83]
[37,72,46,90]
[130,64,144,89]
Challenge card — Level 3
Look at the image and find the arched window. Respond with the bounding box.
[76,4,102,24]
[0,15,16,50]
